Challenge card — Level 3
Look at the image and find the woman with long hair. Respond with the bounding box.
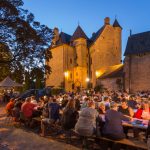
[62,98,78,130]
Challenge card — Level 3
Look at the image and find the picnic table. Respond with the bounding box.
[122,118,149,130]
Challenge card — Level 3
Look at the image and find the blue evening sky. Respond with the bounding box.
[22,0,150,57]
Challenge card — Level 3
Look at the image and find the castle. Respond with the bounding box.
[46,17,122,91]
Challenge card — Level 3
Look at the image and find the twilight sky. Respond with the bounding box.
[22,0,150,56]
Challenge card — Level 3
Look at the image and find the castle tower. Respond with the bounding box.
[70,25,89,90]
[113,19,122,63]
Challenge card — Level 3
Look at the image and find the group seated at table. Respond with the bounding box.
[5,90,150,148]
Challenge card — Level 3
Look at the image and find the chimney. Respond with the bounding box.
[104,17,110,25]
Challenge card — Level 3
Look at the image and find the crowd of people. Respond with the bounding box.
[4,89,150,149]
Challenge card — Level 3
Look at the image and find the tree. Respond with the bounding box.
[0,43,11,80]
[0,0,52,85]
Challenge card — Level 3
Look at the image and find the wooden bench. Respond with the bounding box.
[97,137,148,150]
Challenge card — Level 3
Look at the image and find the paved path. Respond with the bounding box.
[0,103,80,150]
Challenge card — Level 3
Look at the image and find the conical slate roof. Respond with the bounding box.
[56,32,71,45]
[113,19,122,29]
[0,76,22,87]
[71,25,88,41]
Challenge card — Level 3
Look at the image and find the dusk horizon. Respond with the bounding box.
[22,0,150,56]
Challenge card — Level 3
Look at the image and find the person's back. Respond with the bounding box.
[75,101,98,137]
[49,100,60,121]
[103,102,130,140]
[6,99,14,111]
[62,108,78,130]
[21,98,36,118]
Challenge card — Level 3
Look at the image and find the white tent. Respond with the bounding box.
[0,76,22,88]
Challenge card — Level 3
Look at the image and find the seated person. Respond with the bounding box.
[40,98,61,136]
[118,99,134,117]
[62,99,78,130]
[98,102,106,115]
[128,95,137,109]
[134,100,150,120]
[12,99,22,121]
[102,102,132,140]
[30,96,37,105]
[6,98,15,116]
[103,97,110,110]
[133,100,150,138]
[21,97,36,119]
[75,100,98,137]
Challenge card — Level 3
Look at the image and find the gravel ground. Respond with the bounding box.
[0,103,80,150]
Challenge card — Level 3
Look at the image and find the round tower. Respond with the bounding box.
[113,19,122,64]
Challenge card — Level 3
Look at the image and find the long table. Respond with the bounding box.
[99,114,149,130]
[122,118,149,130]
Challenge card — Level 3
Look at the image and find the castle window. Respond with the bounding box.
[70,58,72,64]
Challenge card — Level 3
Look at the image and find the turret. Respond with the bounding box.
[52,27,59,46]
[113,19,122,63]
[71,25,88,67]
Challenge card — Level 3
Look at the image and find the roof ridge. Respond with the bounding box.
[130,31,150,37]
[89,25,106,46]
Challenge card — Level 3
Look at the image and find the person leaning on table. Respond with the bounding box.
[102,102,132,140]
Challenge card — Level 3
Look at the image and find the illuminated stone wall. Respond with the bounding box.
[90,24,122,87]
[124,53,150,93]
[46,44,75,88]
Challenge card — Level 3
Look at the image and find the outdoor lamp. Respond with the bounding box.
[86,77,90,82]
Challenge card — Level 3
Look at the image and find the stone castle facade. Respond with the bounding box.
[46,17,122,91]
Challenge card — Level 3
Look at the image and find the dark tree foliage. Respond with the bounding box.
[0,0,52,87]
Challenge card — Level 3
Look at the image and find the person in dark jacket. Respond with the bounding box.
[62,99,78,130]
[103,102,132,140]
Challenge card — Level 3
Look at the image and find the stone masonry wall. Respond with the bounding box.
[124,53,150,93]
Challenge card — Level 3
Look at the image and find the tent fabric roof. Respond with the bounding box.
[97,64,123,79]
[0,76,22,87]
